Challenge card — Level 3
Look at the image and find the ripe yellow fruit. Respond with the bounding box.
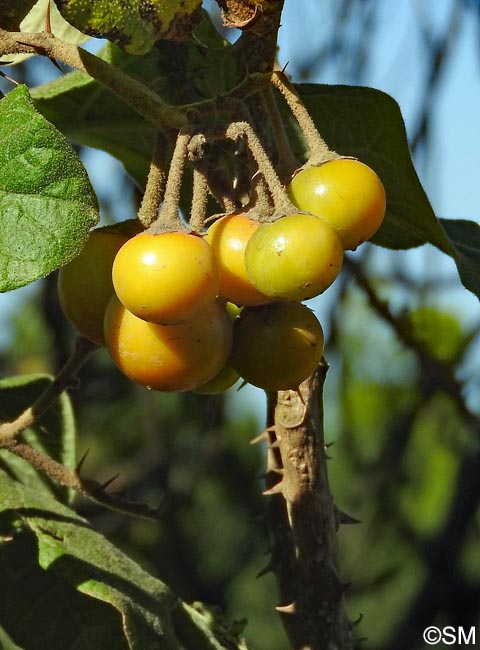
[205,213,269,306]
[112,231,219,325]
[287,159,386,250]
[104,297,233,392]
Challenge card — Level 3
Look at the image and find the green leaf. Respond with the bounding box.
[55,0,203,54]
[290,84,450,252]
[0,374,76,504]
[0,470,249,650]
[439,218,480,298]
[0,0,90,64]
[0,85,99,292]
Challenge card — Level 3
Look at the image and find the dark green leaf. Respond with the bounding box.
[0,85,99,292]
[0,470,250,650]
[439,218,480,299]
[55,0,203,54]
[291,84,450,252]
[0,374,76,504]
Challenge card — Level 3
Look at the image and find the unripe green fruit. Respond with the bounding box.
[244,213,343,301]
[230,302,324,391]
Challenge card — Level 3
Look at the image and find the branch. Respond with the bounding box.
[0,337,98,444]
[0,29,188,130]
[263,366,354,649]
[344,256,480,438]
[2,440,162,520]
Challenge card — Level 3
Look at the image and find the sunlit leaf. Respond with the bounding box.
[55,0,203,54]
[0,85,98,291]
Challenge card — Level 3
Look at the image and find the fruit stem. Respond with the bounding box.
[271,71,339,166]
[137,130,169,228]
[150,129,192,234]
[189,168,209,233]
[225,121,296,219]
[261,87,299,181]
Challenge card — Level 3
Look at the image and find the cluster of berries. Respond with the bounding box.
[58,158,385,394]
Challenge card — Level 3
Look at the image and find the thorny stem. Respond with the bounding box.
[1,440,162,520]
[0,336,98,444]
[271,71,338,166]
[225,121,296,218]
[0,29,188,130]
[263,367,354,649]
[149,129,192,234]
[137,130,169,228]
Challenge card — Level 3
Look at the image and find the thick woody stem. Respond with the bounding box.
[271,71,339,165]
[265,366,354,650]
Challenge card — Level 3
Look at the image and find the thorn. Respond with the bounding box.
[47,56,62,72]
[75,449,90,475]
[0,70,19,86]
[268,439,280,449]
[336,507,362,526]
[325,454,332,460]
[351,612,364,627]
[263,481,284,496]
[256,561,274,578]
[275,602,296,614]
[324,441,335,449]
[236,379,248,391]
[45,0,52,33]
[250,430,269,445]
[270,467,284,476]
[281,61,290,74]
[96,473,120,491]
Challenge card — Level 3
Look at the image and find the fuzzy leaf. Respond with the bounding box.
[0,374,76,504]
[55,0,203,54]
[0,470,250,650]
[0,85,98,292]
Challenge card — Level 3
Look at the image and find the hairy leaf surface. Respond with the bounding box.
[0,85,98,291]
